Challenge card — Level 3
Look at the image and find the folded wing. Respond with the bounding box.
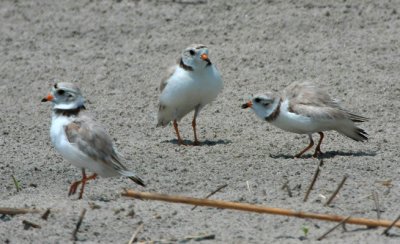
[65,116,145,186]
[284,82,367,122]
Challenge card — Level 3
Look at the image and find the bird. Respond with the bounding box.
[157,44,223,145]
[42,82,144,199]
[242,81,368,158]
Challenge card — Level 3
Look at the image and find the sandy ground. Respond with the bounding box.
[1,0,400,243]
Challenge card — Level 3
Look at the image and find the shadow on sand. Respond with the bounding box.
[270,150,377,159]
[162,139,232,146]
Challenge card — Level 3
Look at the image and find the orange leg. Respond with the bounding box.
[313,132,324,158]
[68,169,97,199]
[294,135,314,158]
[192,117,200,146]
[173,120,185,145]
[192,105,201,146]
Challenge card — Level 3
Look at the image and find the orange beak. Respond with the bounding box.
[41,93,54,102]
[241,101,252,109]
[200,53,208,61]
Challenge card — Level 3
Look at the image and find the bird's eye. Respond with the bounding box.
[57,89,65,95]
[189,50,195,56]
[254,98,261,103]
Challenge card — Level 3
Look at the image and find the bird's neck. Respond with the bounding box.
[53,105,86,117]
[264,98,282,122]
[179,58,194,71]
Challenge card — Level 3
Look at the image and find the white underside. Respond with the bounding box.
[158,65,223,126]
[271,100,349,134]
[50,114,118,177]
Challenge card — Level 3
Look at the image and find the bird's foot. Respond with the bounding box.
[68,180,82,196]
[192,140,201,146]
[68,173,97,199]
[177,140,187,146]
[312,150,323,158]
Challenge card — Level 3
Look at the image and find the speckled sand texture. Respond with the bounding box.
[1,0,400,243]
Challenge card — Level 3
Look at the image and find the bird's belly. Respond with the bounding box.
[50,120,117,177]
[56,137,118,177]
[272,112,334,134]
[165,81,219,105]
[52,130,93,169]
[160,75,222,120]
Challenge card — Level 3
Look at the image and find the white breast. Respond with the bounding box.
[159,65,223,121]
[50,114,117,177]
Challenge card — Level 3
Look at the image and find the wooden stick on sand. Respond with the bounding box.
[325,175,348,206]
[0,208,40,215]
[122,190,400,229]
[303,159,323,202]
[72,209,87,241]
[191,184,228,211]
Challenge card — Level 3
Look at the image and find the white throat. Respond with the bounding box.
[52,96,85,110]
[252,98,281,121]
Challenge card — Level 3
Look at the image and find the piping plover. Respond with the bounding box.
[42,82,144,199]
[242,81,368,158]
[157,44,223,145]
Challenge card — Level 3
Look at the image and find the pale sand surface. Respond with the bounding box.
[1,0,400,243]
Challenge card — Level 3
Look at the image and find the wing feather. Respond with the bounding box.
[284,82,365,121]
[159,65,177,92]
[65,116,129,172]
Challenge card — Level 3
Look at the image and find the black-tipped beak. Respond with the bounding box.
[41,93,54,102]
[201,53,212,66]
[241,101,252,109]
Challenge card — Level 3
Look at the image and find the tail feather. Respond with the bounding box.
[354,128,368,141]
[119,170,145,187]
[347,112,369,123]
[339,126,368,142]
[129,176,145,187]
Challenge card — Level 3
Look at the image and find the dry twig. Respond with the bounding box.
[281,180,292,197]
[146,233,215,243]
[192,184,228,210]
[304,159,323,202]
[372,191,381,220]
[122,189,400,228]
[246,181,252,194]
[22,220,41,229]
[375,180,393,195]
[317,216,351,240]
[41,208,51,220]
[171,0,207,4]
[182,233,215,241]
[325,175,348,206]
[72,209,87,241]
[382,214,400,236]
[0,208,40,215]
[128,223,144,244]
